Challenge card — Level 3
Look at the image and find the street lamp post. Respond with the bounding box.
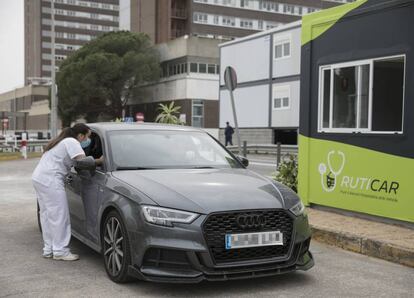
[50,0,58,138]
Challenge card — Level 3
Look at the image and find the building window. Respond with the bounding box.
[274,36,291,59]
[223,0,235,6]
[198,63,207,73]
[55,31,64,38]
[193,13,208,23]
[91,13,99,19]
[208,64,216,74]
[273,85,290,110]
[192,100,204,128]
[190,63,198,73]
[240,0,249,7]
[67,33,76,39]
[283,4,295,14]
[222,16,235,27]
[91,2,99,8]
[55,55,66,61]
[266,22,279,30]
[213,15,219,25]
[240,19,253,29]
[319,55,405,133]
[102,4,111,9]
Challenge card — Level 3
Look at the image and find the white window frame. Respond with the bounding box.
[191,100,204,128]
[317,54,406,134]
[193,12,208,24]
[273,85,291,110]
[273,35,291,60]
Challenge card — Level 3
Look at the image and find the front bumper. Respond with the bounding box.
[128,243,313,283]
[127,210,314,283]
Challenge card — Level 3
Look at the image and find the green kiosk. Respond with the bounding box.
[298,0,414,223]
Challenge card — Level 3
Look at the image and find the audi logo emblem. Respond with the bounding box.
[236,214,266,229]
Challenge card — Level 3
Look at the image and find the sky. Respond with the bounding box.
[0,0,24,94]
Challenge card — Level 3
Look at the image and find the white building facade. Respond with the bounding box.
[219,21,301,145]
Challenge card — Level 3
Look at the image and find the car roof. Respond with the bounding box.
[87,122,205,134]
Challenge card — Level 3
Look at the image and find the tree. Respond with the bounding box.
[155,102,183,125]
[56,31,160,126]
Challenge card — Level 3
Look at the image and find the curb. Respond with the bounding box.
[310,226,414,268]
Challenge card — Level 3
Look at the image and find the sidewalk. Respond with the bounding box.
[0,152,42,162]
[307,208,414,267]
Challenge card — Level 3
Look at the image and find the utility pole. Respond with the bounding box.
[50,0,58,138]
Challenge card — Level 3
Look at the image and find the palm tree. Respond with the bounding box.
[155,101,184,125]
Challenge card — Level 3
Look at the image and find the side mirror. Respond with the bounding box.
[74,156,96,171]
[237,155,249,167]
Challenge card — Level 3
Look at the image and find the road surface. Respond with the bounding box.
[0,158,413,297]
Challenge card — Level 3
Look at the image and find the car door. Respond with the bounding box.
[80,169,107,244]
[66,168,86,234]
[79,131,107,245]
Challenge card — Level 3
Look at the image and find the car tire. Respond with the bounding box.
[37,201,42,233]
[102,210,132,283]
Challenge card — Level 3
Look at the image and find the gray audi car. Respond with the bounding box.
[38,123,313,283]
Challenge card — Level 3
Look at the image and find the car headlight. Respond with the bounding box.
[289,200,305,216]
[142,205,199,227]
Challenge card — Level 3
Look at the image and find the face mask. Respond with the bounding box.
[80,138,91,149]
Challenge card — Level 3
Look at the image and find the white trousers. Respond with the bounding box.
[33,179,71,256]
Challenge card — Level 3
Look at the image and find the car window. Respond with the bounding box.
[108,130,240,170]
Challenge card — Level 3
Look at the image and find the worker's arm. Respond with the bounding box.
[95,155,104,166]
[73,155,96,170]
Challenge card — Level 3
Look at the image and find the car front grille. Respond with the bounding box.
[202,210,294,264]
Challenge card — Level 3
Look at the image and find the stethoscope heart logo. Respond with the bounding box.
[319,150,346,192]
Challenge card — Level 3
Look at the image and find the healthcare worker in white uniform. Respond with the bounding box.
[32,123,101,261]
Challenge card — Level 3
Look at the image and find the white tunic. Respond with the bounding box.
[32,137,84,186]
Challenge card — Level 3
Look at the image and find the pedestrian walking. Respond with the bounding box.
[225,121,234,146]
[32,123,103,261]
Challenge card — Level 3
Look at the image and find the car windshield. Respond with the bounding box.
[108,130,241,170]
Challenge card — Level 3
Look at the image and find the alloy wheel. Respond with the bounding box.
[103,217,124,276]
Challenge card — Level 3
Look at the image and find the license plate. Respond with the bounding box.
[225,231,283,250]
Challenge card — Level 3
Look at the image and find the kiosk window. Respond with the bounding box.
[319,55,405,133]
[372,58,404,132]
[273,85,290,110]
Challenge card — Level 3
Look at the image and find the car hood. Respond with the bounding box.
[111,168,285,214]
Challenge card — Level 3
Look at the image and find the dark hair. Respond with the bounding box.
[44,123,90,152]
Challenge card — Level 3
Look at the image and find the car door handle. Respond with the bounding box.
[66,175,73,184]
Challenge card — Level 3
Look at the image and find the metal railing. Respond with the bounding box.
[0,139,49,153]
[227,142,298,167]
[227,143,298,156]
